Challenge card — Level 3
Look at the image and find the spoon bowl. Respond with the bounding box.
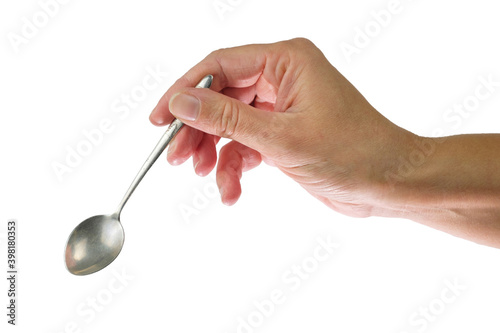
[65,214,124,275]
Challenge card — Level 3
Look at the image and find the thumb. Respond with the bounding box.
[169,88,279,151]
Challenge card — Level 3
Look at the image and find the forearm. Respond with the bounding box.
[376,134,500,247]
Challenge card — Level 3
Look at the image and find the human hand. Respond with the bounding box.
[149,38,414,216]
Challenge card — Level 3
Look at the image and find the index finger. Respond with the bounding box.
[149,42,279,126]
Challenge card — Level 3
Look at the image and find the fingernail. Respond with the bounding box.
[167,141,183,166]
[169,93,200,121]
[219,186,226,203]
[194,161,201,175]
[167,139,176,158]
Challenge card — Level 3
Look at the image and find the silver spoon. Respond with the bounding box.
[64,75,213,275]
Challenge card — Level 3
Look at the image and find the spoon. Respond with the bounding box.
[65,75,213,275]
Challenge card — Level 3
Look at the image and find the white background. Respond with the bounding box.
[1,0,500,332]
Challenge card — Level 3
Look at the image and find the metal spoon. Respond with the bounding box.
[64,75,213,275]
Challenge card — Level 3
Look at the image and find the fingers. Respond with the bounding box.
[216,141,262,206]
[149,39,308,207]
[166,126,219,174]
[149,43,271,126]
[166,126,203,166]
[220,86,257,105]
[167,88,282,154]
[192,134,219,176]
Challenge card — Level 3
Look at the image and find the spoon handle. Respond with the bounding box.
[114,75,213,219]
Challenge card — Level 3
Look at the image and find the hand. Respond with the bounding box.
[150,38,500,248]
[149,38,413,216]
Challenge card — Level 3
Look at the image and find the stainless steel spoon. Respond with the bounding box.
[64,75,213,275]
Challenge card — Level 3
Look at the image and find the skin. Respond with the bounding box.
[150,38,500,248]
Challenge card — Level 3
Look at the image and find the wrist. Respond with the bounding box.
[366,127,430,218]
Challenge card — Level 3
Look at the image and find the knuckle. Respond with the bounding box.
[215,99,240,138]
[226,158,241,179]
[207,48,227,62]
[218,143,232,157]
[283,37,320,59]
[210,47,226,56]
[284,37,315,52]
[290,37,314,47]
